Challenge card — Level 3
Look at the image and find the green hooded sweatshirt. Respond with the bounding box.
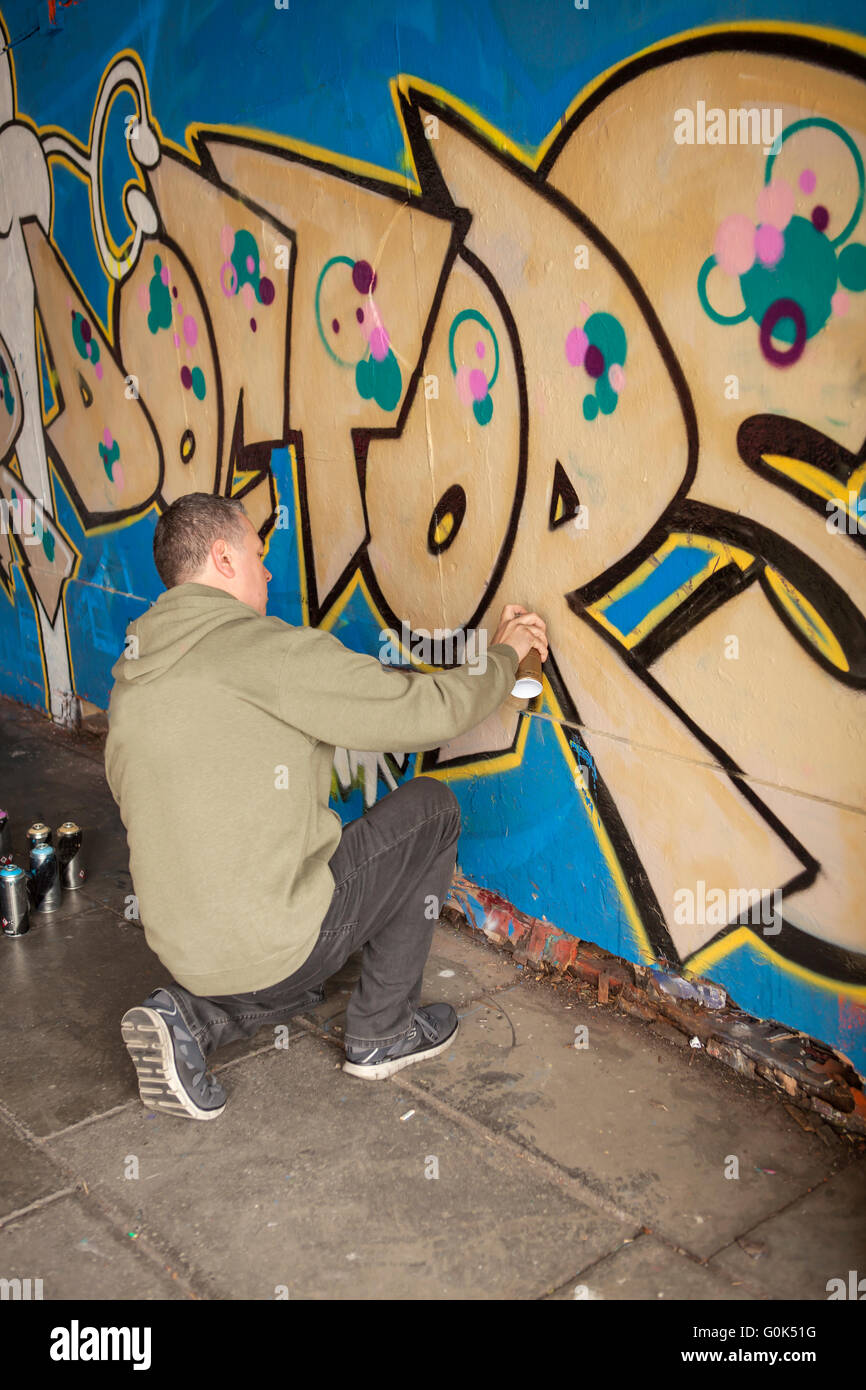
[104,582,520,995]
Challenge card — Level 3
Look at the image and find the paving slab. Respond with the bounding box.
[0,1194,188,1299]
[0,1119,71,1221]
[403,986,845,1258]
[0,903,294,1137]
[708,1160,866,1301]
[544,1232,757,1300]
[48,1035,630,1300]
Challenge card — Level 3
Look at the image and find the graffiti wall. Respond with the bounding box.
[1,2,864,1076]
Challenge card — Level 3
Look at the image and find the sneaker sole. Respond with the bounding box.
[342,1020,458,1080]
[121,1006,225,1120]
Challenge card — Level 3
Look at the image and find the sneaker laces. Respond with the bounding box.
[412,1009,438,1043]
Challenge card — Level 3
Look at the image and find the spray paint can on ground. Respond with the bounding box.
[29,843,62,913]
[26,821,52,852]
[56,822,86,889]
[1,864,30,936]
[0,810,12,865]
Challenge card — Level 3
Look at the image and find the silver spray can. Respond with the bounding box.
[30,843,62,913]
[57,822,86,889]
[0,810,12,865]
[1,864,30,936]
[26,821,52,851]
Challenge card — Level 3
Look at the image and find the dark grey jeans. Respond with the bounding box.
[161,775,462,1059]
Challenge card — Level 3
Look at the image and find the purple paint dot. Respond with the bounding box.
[469,368,487,402]
[180,366,192,390]
[332,318,340,334]
[356,308,364,324]
[584,344,605,379]
[259,277,275,306]
[172,286,178,299]
[352,260,376,294]
[475,340,485,360]
[80,319,91,343]
[250,319,257,332]
[812,205,829,233]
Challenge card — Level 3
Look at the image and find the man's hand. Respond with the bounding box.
[492,605,548,664]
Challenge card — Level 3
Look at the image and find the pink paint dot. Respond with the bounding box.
[112,461,124,491]
[220,225,234,255]
[475,340,485,359]
[160,263,170,286]
[455,365,473,406]
[578,299,589,322]
[469,368,487,402]
[186,347,192,360]
[245,254,255,274]
[369,325,390,362]
[241,282,255,310]
[832,290,850,316]
[85,342,92,358]
[565,327,588,367]
[755,222,785,267]
[103,427,113,447]
[756,178,794,230]
[799,169,816,195]
[173,332,181,348]
[715,214,756,275]
[137,286,148,312]
[609,363,625,393]
[183,314,198,347]
[94,363,103,382]
[176,302,183,317]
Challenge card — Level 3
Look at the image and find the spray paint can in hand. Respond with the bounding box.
[1,864,30,936]
[29,843,62,913]
[0,810,12,866]
[56,822,86,889]
[26,821,52,851]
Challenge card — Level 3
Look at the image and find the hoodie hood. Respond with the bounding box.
[110,582,259,687]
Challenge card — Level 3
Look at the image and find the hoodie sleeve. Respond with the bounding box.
[276,625,520,753]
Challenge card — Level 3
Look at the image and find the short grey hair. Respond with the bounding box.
[153,493,249,588]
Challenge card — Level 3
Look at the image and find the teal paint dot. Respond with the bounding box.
[231,228,260,296]
[583,394,599,421]
[740,216,836,342]
[584,312,627,369]
[596,375,618,415]
[98,438,120,479]
[147,258,172,335]
[373,350,402,411]
[838,242,866,293]
[472,393,493,426]
[356,350,401,411]
[42,529,55,563]
[191,367,206,400]
[355,357,374,400]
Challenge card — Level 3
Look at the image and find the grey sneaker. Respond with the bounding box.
[343,1003,458,1080]
[121,988,226,1120]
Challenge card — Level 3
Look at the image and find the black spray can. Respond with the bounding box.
[30,843,62,913]
[0,810,12,865]
[26,821,52,851]
[1,864,30,936]
[56,821,86,889]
